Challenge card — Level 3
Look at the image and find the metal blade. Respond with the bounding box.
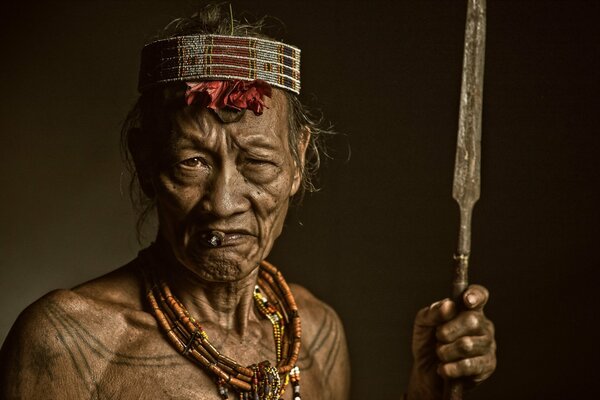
[452,0,486,257]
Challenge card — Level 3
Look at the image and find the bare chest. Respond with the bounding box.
[94,359,324,399]
[62,321,325,399]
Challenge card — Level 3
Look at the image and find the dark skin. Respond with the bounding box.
[0,90,495,399]
[409,286,496,399]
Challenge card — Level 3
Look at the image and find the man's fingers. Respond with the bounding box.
[415,284,489,329]
[462,284,489,311]
[436,311,494,343]
[436,335,492,362]
[414,298,457,328]
[437,352,497,380]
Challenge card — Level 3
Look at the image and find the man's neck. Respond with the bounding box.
[150,240,262,337]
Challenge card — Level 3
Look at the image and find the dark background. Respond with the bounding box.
[1,1,598,398]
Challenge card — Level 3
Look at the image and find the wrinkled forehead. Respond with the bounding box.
[171,89,291,149]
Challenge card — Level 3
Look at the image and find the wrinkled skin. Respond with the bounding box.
[408,285,496,399]
[0,88,495,399]
[154,90,299,283]
[0,90,351,400]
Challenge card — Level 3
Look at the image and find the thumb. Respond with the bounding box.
[462,284,490,311]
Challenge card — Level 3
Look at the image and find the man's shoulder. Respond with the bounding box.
[288,283,346,342]
[7,287,95,344]
[287,283,351,399]
[0,260,156,397]
[71,259,145,310]
[0,288,93,396]
[4,260,147,349]
[289,283,339,318]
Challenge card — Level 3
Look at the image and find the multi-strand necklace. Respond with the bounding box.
[142,249,302,400]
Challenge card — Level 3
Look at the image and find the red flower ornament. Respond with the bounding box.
[185,79,273,116]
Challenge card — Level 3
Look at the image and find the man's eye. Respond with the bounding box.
[179,157,207,168]
[247,158,270,166]
[244,155,279,167]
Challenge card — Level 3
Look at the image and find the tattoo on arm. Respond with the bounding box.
[299,307,342,381]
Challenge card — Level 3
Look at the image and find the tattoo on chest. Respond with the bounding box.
[38,300,341,399]
[42,300,184,399]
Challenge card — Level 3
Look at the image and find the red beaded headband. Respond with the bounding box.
[138,34,301,94]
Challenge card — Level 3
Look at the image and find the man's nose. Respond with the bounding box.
[201,164,249,218]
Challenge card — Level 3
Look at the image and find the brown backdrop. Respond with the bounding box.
[1,1,598,398]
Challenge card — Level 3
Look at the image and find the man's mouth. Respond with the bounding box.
[199,230,253,248]
[202,231,224,247]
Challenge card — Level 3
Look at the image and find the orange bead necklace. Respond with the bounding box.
[141,248,302,400]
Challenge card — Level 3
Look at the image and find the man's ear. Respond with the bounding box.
[290,126,311,196]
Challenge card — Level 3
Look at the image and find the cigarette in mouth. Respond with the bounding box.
[203,231,225,247]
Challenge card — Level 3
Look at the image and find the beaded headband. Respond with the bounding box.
[138,34,301,94]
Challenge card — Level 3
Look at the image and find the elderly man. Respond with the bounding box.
[0,5,495,400]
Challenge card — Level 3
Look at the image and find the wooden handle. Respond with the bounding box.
[444,380,464,400]
[443,253,469,400]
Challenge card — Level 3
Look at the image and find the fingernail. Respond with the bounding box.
[466,293,478,306]
[430,299,446,310]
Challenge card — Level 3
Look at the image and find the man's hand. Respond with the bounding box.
[407,285,496,400]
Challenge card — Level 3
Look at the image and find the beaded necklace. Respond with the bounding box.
[141,249,302,400]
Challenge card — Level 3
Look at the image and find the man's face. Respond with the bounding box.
[153,90,301,282]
